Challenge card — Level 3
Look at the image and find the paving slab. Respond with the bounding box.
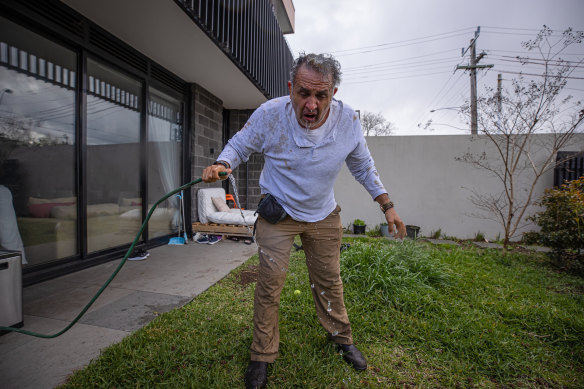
[0,316,128,389]
[519,245,552,253]
[0,239,257,389]
[473,242,505,249]
[79,290,190,332]
[424,239,460,246]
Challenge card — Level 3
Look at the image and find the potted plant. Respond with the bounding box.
[352,219,366,234]
[379,222,390,237]
[406,225,420,239]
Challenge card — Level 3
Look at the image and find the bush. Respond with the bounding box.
[521,231,541,245]
[353,219,365,226]
[531,177,584,264]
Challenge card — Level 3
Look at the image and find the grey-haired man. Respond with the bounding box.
[203,53,406,388]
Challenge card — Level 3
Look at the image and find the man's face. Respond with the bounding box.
[288,65,338,129]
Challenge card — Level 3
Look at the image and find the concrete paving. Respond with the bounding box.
[0,239,257,389]
[473,241,505,249]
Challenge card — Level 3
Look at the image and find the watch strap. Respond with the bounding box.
[380,201,394,214]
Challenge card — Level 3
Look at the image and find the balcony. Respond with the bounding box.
[176,0,294,101]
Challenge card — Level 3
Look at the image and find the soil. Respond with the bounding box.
[237,264,258,287]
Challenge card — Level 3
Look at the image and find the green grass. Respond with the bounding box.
[61,239,584,388]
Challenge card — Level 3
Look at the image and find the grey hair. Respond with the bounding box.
[289,52,342,89]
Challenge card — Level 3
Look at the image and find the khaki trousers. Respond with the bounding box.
[250,205,353,363]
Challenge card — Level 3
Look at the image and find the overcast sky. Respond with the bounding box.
[285,0,584,136]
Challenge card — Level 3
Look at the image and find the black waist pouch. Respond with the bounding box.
[256,194,287,224]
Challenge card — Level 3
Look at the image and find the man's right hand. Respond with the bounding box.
[202,164,232,183]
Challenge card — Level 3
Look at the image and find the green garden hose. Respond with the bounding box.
[0,173,226,338]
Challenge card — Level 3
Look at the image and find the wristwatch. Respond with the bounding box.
[213,160,230,169]
[380,201,394,214]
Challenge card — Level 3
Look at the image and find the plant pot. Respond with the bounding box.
[406,225,420,239]
[380,224,390,237]
[353,224,366,234]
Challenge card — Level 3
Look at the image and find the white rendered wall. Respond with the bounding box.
[333,134,584,240]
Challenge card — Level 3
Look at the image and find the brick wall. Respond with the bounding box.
[190,84,224,221]
[226,110,264,210]
[189,84,264,221]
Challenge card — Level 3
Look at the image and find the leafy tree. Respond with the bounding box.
[456,26,584,247]
[360,111,395,136]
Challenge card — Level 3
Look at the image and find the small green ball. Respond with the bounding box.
[294,290,301,295]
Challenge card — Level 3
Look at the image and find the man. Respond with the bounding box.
[202,53,406,388]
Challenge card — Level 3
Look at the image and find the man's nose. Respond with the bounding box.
[305,97,317,110]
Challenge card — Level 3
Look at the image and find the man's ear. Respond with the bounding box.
[288,81,292,94]
[333,87,338,96]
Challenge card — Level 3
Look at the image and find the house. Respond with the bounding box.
[0,0,295,285]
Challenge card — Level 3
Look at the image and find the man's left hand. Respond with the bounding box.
[385,208,406,239]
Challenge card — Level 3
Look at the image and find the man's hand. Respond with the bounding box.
[202,164,232,183]
[385,208,406,239]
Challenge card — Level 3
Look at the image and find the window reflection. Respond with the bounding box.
[86,59,142,253]
[0,16,77,266]
[148,88,183,238]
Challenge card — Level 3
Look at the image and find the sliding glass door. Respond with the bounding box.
[86,59,142,253]
[0,14,186,269]
[0,16,77,266]
[148,87,183,239]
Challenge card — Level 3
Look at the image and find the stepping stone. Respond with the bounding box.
[519,245,552,253]
[473,242,504,249]
[425,239,460,246]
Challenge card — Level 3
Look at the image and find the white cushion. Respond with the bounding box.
[211,196,231,212]
[207,209,257,226]
[197,188,226,224]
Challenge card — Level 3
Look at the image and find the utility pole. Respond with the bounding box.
[456,26,493,134]
[497,73,502,131]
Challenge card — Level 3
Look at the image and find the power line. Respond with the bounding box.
[486,49,584,57]
[344,57,461,75]
[335,33,471,57]
[331,27,475,55]
[497,69,584,80]
[342,49,460,71]
[482,26,545,32]
[343,70,452,85]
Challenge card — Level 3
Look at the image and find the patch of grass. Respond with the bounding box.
[430,228,442,239]
[365,224,382,237]
[474,231,485,242]
[62,239,584,388]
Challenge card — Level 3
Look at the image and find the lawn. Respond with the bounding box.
[62,239,584,388]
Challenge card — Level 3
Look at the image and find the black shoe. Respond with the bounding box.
[337,344,367,371]
[245,361,268,389]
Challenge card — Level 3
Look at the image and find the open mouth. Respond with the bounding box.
[303,111,317,122]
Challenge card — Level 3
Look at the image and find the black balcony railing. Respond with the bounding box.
[554,151,584,187]
[176,0,294,99]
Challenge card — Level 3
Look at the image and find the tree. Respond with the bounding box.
[360,111,395,136]
[456,26,584,248]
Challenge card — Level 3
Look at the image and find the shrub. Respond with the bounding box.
[474,231,485,242]
[353,219,365,226]
[531,177,584,265]
[521,231,541,245]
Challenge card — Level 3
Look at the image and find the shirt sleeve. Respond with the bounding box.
[217,107,266,170]
[345,117,388,200]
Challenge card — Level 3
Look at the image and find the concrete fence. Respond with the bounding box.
[333,134,584,241]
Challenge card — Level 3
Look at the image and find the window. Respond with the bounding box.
[86,59,142,253]
[0,16,77,266]
[148,87,183,238]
